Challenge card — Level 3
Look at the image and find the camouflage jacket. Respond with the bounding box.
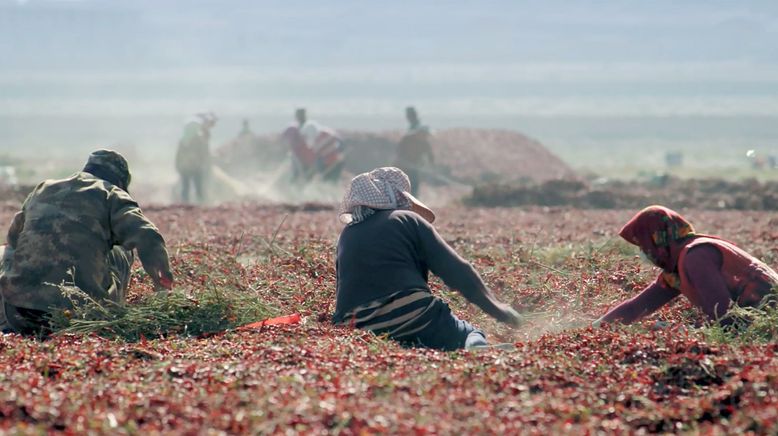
[0,172,169,311]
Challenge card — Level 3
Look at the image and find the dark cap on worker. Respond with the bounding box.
[83,149,132,191]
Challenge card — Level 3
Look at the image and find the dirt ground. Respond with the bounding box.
[1,137,777,432]
[469,176,778,211]
[1,203,778,433]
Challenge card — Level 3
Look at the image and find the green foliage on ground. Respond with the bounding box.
[46,288,275,341]
[50,278,276,341]
[48,283,277,341]
[703,293,778,345]
[3,206,778,433]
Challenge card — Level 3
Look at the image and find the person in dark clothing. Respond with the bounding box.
[239,119,253,137]
[175,120,211,204]
[295,108,307,127]
[395,106,434,197]
[333,167,521,350]
[176,113,217,204]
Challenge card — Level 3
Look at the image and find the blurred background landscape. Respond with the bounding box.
[1,0,777,191]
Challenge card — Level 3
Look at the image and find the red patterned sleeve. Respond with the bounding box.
[599,274,681,325]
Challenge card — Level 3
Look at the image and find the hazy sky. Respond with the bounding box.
[1,0,777,161]
[2,0,778,68]
[2,0,777,115]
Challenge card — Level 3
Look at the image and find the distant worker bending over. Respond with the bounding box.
[333,167,522,350]
[395,106,434,197]
[0,150,174,335]
[281,108,345,183]
[596,205,778,327]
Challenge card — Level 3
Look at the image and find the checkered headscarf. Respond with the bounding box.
[339,167,413,225]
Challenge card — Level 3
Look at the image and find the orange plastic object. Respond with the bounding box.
[236,313,301,331]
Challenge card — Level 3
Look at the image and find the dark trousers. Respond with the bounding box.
[181,171,205,203]
[399,298,483,350]
[1,246,133,336]
[320,160,345,182]
[106,246,134,304]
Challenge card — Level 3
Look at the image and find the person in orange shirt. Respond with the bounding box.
[596,205,778,326]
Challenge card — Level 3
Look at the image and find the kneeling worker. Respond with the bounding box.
[0,150,173,335]
[333,167,521,350]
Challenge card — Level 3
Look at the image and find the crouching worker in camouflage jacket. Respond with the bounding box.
[0,150,174,335]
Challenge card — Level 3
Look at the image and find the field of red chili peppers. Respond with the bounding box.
[2,202,778,434]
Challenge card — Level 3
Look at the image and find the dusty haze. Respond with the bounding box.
[1,0,777,187]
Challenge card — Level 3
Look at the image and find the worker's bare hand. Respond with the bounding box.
[139,247,174,291]
[500,307,523,328]
[151,268,174,291]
